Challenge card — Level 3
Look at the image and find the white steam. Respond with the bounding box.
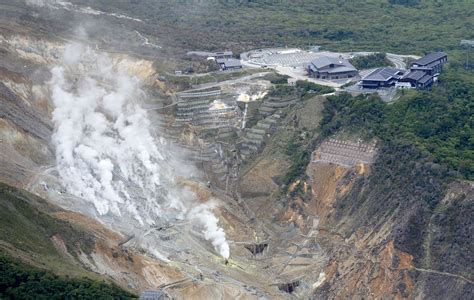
[188,202,230,259]
[49,43,229,258]
[25,0,54,7]
[25,0,144,23]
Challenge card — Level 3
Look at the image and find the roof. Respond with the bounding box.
[362,67,404,82]
[310,57,356,69]
[418,74,433,84]
[140,291,165,300]
[403,70,426,81]
[186,51,215,57]
[309,57,357,73]
[326,66,358,74]
[216,58,242,68]
[308,64,317,72]
[412,52,447,66]
[214,51,233,56]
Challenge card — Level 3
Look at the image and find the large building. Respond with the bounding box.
[216,58,243,71]
[213,51,233,60]
[360,67,405,89]
[398,70,434,89]
[398,52,447,89]
[308,57,358,80]
[410,52,447,75]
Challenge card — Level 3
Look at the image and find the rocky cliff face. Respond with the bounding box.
[300,142,473,299]
[0,38,54,188]
[240,93,473,298]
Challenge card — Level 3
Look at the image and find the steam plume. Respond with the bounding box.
[188,202,230,259]
[49,42,229,258]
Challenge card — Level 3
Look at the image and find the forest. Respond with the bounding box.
[349,53,394,69]
[69,0,473,54]
[0,255,136,299]
[319,66,473,180]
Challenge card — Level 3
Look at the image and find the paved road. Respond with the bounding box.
[386,53,421,70]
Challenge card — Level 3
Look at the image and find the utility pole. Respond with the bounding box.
[460,40,474,70]
[467,47,470,70]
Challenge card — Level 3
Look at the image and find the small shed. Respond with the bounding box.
[140,290,166,300]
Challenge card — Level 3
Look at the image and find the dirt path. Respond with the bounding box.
[413,267,474,285]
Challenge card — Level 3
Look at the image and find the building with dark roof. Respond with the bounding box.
[398,52,447,89]
[213,51,233,60]
[140,290,166,300]
[398,70,434,89]
[360,67,405,89]
[308,57,358,80]
[186,51,233,59]
[216,58,242,71]
[411,52,447,75]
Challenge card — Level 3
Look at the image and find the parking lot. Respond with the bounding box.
[241,48,349,68]
[240,48,355,88]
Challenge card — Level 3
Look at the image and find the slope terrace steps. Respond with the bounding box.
[240,114,280,161]
[259,96,299,116]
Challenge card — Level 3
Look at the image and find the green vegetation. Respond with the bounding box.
[0,183,94,259]
[267,85,297,98]
[320,93,386,138]
[0,183,97,278]
[180,57,220,74]
[283,132,311,190]
[349,53,393,69]
[319,66,474,180]
[0,254,136,299]
[0,183,137,298]
[261,73,290,84]
[295,80,335,96]
[266,80,334,100]
[75,0,473,54]
[384,68,474,180]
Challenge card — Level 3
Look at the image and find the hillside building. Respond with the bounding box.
[360,67,405,89]
[213,51,233,59]
[410,52,447,75]
[308,57,358,80]
[398,70,434,89]
[216,58,242,71]
[398,52,447,89]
